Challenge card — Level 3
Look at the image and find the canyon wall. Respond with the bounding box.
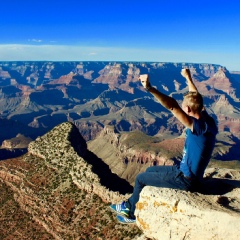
[88,125,184,185]
[1,62,240,163]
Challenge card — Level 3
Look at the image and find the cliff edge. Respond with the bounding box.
[135,168,240,240]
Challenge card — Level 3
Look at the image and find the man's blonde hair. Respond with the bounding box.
[183,91,203,113]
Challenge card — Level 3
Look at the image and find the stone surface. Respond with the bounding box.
[135,168,240,240]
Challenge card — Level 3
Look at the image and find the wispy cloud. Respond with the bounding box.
[28,39,43,43]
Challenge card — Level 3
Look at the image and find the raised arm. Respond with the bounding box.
[139,74,193,129]
[181,68,206,112]
[181,68,198,92]
[139,74,179,111]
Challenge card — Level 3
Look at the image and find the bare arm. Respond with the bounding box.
[181,68,206,112]
[181,69,198,92]
[139,74,193,129]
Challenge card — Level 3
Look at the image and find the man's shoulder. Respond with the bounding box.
[192,115,218,136]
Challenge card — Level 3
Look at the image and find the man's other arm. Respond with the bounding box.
[181,68,198,92]
[139,74,193,129]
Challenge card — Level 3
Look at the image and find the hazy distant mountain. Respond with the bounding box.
[0,61,240,161]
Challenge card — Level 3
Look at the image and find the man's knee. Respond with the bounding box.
[135,172,148,185]
[146,165,162,172]
[146,166,156,172]
[136,172,145,180]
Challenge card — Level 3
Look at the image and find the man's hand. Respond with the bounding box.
[181,68,198,92]
[181,68,191,79]
[139,74,151,89]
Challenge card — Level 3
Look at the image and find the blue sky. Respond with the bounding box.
[1,0,240,70]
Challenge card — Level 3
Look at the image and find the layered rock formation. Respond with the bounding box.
[0,129,32,160]
[1,134,32,149]
[88,125,184,185]
[135,168,240,240]
[1,61,240,164]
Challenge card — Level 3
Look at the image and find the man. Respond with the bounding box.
[110,69,218,224]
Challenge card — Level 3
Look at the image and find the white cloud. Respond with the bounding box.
[28,39,43,43]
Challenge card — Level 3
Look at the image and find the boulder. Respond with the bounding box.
[135,168,240,240]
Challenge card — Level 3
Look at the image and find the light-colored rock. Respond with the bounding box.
[28,121,127,203]
[1,134,32,149]
[135,169,240,240]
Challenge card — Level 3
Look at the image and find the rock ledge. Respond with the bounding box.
[135,169,240,240]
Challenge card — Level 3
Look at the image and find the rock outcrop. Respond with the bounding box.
[1,134,32,149]
[28,122,130,203]
[205,68,236,97]
[135,168,240,240]
[0,122,142,239]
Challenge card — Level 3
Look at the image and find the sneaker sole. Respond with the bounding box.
[109,206,129,217]
[116,216,136,224]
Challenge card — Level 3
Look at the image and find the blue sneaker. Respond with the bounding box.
[109,201,130,217]
[116,215,136,224]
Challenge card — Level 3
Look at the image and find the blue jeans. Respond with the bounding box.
[125,165,192,219]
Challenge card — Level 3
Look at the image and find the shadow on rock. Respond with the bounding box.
[84,150,134,195]
[0,149,28,161]
[192,178,240,213]
[198,178,240,195]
